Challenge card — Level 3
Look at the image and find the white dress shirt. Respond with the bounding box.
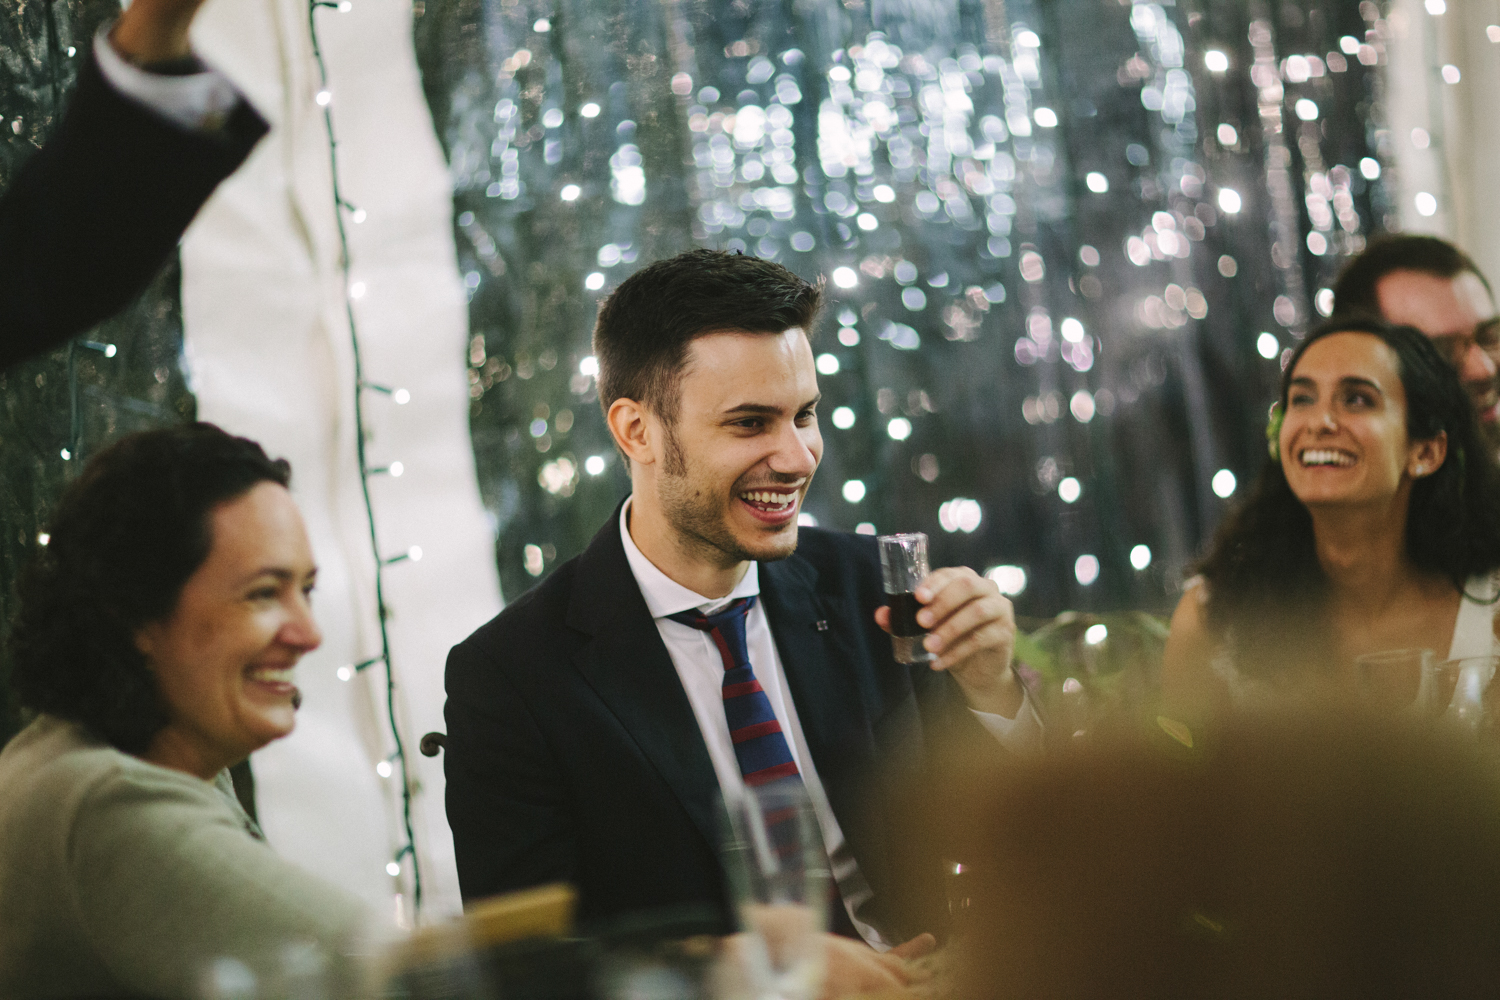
[93,29,241,133]
[617,500,1040,947]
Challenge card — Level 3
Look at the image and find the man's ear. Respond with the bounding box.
[133,622,160,665]
[1408,430,1448,478]
[607,397,657,469]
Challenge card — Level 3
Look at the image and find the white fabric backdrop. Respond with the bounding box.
[180,0,501,921]
[1385,0,1500,281]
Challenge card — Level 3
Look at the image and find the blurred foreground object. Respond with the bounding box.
[380,883,579,1000]
[933,710,1500,999]
[1353,650,1500,743]
[378,880,927,1000]
[720,782,829,1000]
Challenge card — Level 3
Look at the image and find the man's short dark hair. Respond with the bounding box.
[1332,234,1494,317]
[592,249,823,421]
[8,423,291,754]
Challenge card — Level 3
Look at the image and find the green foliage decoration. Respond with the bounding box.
[1014,610,1170,732]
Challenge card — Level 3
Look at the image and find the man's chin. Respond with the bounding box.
[739,523,801,563]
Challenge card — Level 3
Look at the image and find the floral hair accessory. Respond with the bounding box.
[1266,401,1284,461]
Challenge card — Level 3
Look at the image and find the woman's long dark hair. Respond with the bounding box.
[8,423,290,753]
[1198,318,1500,676]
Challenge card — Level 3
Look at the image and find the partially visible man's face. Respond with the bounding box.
[1376,269,1500,443]
[653,328,823,568]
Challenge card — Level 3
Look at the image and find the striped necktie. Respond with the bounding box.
[667,597,801,787]
[669,596,868,940]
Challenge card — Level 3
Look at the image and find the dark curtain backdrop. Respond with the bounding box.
[0,0,197,743]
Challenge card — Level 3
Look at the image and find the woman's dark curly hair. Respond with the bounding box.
[1198,318,1500,677]
[8,423,290,754]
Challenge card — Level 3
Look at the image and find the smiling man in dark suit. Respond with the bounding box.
[443,249,1036,985]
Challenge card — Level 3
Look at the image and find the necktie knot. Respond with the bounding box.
[669,596,754,632]
[668,597,756,672]
[666,596,798,787]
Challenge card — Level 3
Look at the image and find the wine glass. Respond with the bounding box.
[1436,655,1500,739]
[1354,650,1500,743]
[719,782,830,1000]
[1354,648,1440,715]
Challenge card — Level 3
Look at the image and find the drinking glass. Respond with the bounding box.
[719,783,829,1000]
[878,533,935,665]
[196,941,337,1000]
[1436,655,1500,738]
[1354,648,1440,715]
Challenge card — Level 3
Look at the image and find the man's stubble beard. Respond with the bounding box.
[656,421,800,568]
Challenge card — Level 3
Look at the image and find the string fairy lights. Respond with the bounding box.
[306,0,423,912]
[46,0,89,474]
[11,0,425,914]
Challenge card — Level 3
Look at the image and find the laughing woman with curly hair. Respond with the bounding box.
[0,424,368,999]
[1162,319,1500,712]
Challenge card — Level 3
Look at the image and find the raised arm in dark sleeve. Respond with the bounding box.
[0,54,267,369]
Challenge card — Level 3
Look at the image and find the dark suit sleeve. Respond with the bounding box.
[0,55,268,369]
[444,638,578,905]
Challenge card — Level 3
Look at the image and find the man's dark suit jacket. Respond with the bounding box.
[444,504,992,938]
[0,55,268,369]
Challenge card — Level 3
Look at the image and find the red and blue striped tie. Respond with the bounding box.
[668,597,801,788]
[672,598,866,939]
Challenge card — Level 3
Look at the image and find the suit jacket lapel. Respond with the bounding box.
[565,506,724,851]
[764,550,923,936]
[760,554,881,843]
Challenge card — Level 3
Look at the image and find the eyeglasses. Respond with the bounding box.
[1429,319,1500,372]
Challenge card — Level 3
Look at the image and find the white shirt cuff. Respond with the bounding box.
[970,690,1043,754]
[94,28,241,132]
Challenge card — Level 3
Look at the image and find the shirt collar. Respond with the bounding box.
[619,498,760,619]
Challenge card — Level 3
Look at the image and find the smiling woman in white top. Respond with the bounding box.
[1162,318,1500,712]
[0,424,366,999]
